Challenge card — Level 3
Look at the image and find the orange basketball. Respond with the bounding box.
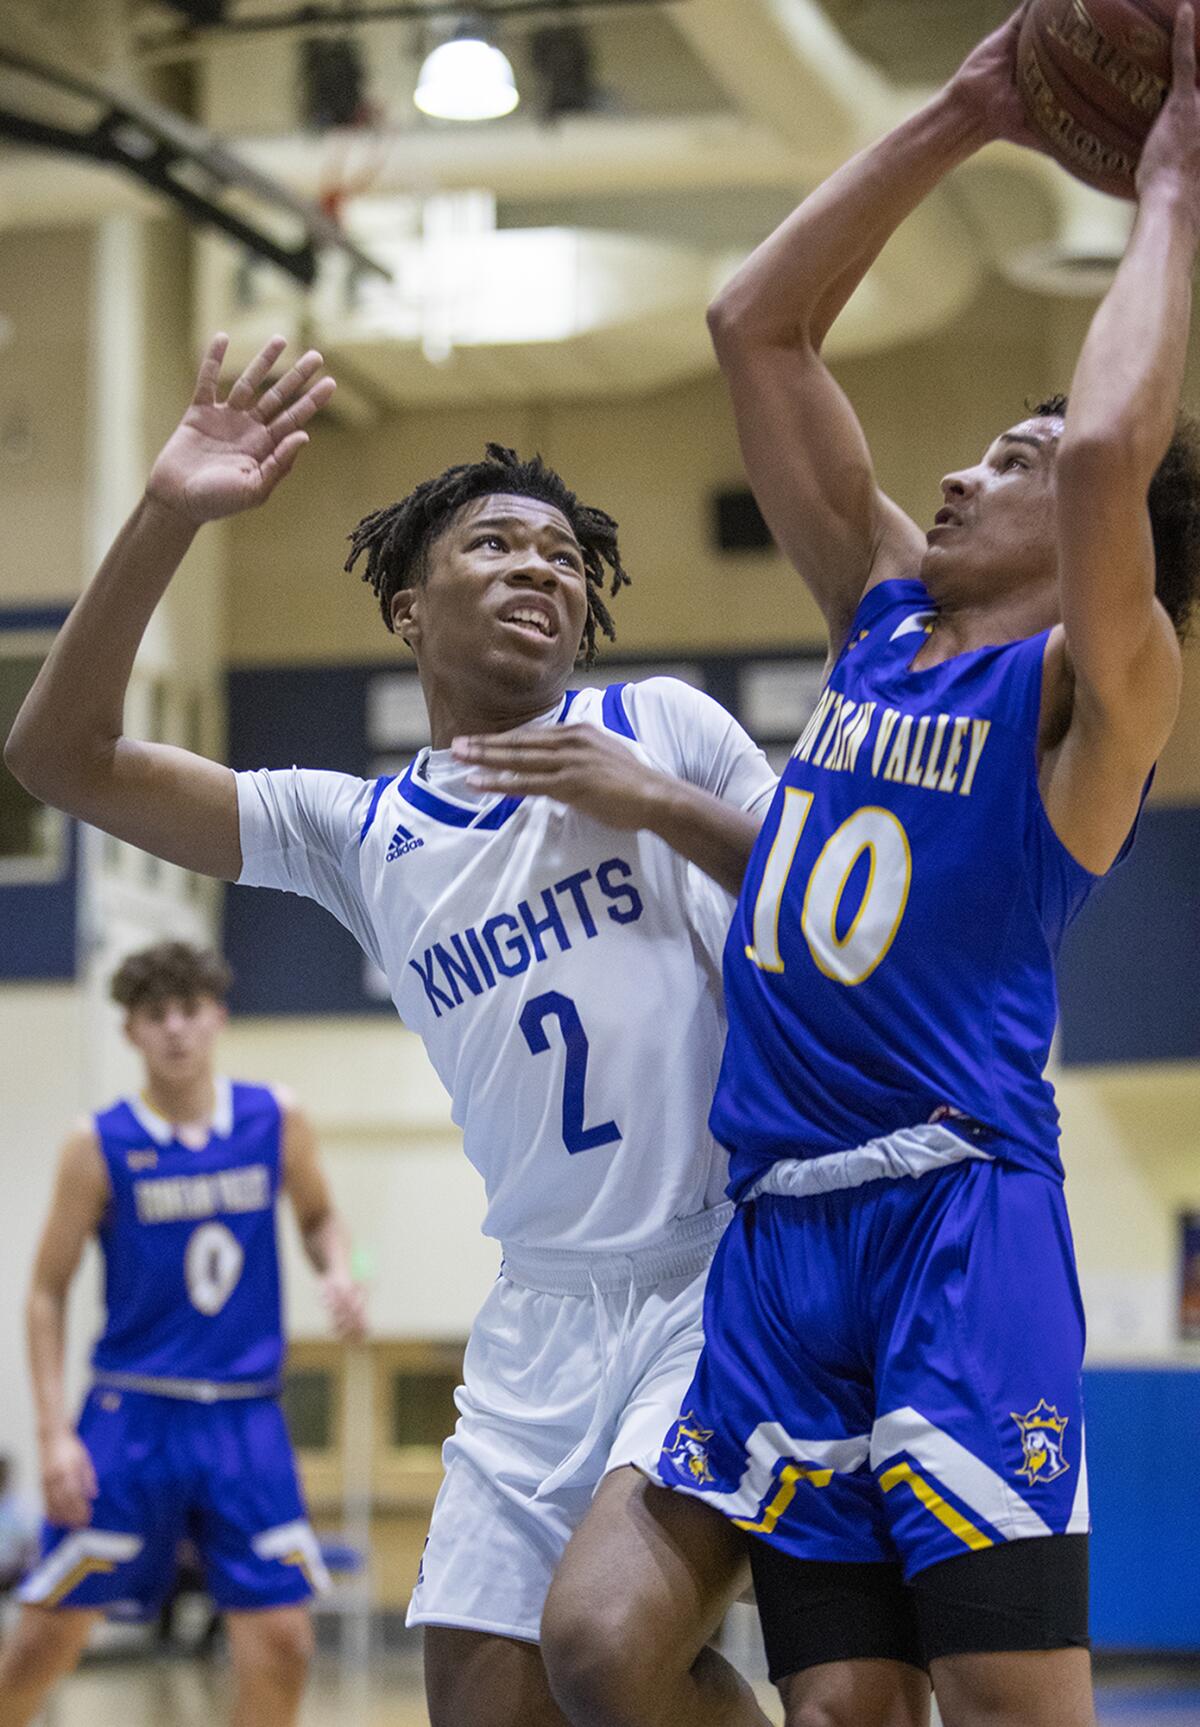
[1018,0,1196,196]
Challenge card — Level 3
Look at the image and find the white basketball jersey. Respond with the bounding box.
[236,678,776,1252]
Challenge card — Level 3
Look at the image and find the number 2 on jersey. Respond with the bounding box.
[746,788,912,985]
[520,991,621,1155]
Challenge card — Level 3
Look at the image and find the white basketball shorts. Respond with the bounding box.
[406,1204,733,1643]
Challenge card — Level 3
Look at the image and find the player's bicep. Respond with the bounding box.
[71,736,241,881]
[31,1129,109,1298]
[1056,454,1181,726]
[720,342,924,646]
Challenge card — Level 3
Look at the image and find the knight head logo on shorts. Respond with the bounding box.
[662,1414,716,1487]
[387,822,424,862]
[1011,1400,1070,1485]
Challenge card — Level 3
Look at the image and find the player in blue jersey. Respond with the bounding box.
[0,941,365,1727]
[4,336,785,1727]
[599,9,1200,1727]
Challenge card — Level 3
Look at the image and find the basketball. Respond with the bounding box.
[1018,0,1197,196]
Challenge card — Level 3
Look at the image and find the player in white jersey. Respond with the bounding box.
[6,334,780,1727]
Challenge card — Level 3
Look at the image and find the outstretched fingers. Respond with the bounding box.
[255,348,327,423]
[258,430,310,496]
[266,371,337,444]
[192,332,230,405]
[225,333,288,411]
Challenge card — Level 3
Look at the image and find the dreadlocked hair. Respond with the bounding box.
[1034,395,1200,640]
[344,444,631,665]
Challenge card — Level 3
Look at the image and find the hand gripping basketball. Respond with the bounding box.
[1137,3,1200,207]
[1018,0,1200,196]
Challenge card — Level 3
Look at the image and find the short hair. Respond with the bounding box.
[1034,395,1200,640]
[344,444,631,665]
[109,942,233,1013]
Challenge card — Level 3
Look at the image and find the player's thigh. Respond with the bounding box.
[874,1165,1087,1580]
[930,1648,1095,1727]
[912,1535,1092,1725]
[424,1626,568,1727]
[195,1401,324,1610]
[750,1538,929,1727]
[0,1604,101,1685]
[542,1465,749,1683]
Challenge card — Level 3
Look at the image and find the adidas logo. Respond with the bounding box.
[386,822,425,862]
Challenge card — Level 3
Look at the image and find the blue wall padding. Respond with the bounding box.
[1086,1366,1200,1651]
[1058,808,1200,1066]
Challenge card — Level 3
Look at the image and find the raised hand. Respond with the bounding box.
[1137,3,1200,220]
[948,5,1045,153]
[145,332,336,526]
[453,724,665,830]
[40,1430,98,1529]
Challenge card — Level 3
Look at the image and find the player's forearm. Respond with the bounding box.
[642,778,762,898]
[709,86,987,352]
[26,1285,71,1444]
[1062,184,1199,482]
[4,493,197,807]
[301,1209,351,1280]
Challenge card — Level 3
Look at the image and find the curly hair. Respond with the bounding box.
[1035,395,1200,639]
[345,444,631,666]
[110,942,233,1013]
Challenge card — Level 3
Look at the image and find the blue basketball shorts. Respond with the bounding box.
[649,1159,1090,1580]
[20,1388,327,1616]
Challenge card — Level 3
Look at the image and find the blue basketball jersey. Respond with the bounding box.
[90,1079,285,1389]
[715,579,1129,1194]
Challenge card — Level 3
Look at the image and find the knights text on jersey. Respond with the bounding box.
[236,679,776,1252]
[713,580,1134,1194]
[91,1078,285,1388]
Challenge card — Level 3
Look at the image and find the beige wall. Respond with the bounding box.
[0,228,91,604]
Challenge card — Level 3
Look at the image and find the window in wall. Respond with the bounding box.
[0,651,66,883]
[283,1367,337,1450]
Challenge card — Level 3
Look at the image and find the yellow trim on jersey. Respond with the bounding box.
[733,1463,834,1535]
[45,1557,117,1607]
[879,1461,993,1552]
[284,1547,319,1590]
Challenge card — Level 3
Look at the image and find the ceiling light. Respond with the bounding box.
[415,27,519,123]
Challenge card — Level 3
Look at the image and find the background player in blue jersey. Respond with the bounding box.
[608,9,1200,1727]
[4,338,784,1727]
[0,941,366,1727]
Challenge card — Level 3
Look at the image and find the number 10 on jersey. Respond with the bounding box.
[746,788,912,986]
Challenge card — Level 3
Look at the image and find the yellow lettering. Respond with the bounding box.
[810,693,844,769]
[838,702,876,775]
[822,699,854,773]
[938,718,970,793]
[903,715,932,787]
[881,714,913,783]
[921,714,950,790]
[958,719,992,797]
[871,708,900,777]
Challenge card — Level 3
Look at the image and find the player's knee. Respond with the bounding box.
[237,1608,314,1687]
[542,1595,659,1726]
[0,1609,86,1691]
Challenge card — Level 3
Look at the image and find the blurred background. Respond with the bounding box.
[1,0,1198,1721]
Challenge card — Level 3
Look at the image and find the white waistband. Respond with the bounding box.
[92,1370,280,1403]
[745,1124,992,1204]
[500,1203,733,1295]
